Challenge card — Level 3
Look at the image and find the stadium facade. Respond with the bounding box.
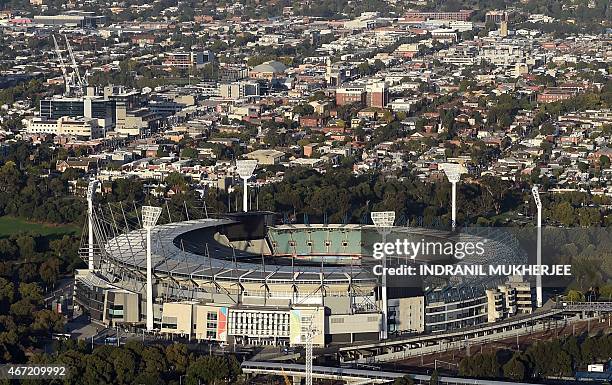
[74,207,534,347]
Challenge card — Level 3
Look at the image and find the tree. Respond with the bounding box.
[0,277,14,309]
[141,345,169,376]
[83,354,115,385]
[566,289,583,302]
[165,172,189,193]
[459,353,500,378]
[430,369,439,385]
[15,235,36,258]
[186,356,230,385]
[111,348,138,385]
[358,62,373,76]
[180,147,199,159]
[552,202,575,226]
[393,376,415,385]
[293,103,315,116]
[0,239,18,260]
[10,298,36,319]
[166,343,189,374]
[503,355,526,380]
[18,282,43,303]
[599,155,610,169]
[40,257,61,287]
[32,309,65,333]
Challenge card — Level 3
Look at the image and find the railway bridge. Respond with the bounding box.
[242,361,559,385]
[333,302,611,363]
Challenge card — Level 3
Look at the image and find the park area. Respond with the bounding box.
[0,216,79,237]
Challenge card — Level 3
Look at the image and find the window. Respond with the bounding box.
[108,309,124,318]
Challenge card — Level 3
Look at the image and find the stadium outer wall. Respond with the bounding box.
[74,215,534,347]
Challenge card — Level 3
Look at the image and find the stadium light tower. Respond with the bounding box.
[531,186,543,308]
[142,206,162,331]
[441,163,465,231]
[236,160,258,213]
[86,180,99,271]
[371,211,395,340]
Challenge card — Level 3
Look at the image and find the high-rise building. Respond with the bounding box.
[40,96,115,125]
[366,82,388,108]
[39,88,151,135]
[220,81,260,100]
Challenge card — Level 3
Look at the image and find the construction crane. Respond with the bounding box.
[52,35,70,96]
[63,34,86,95]
[304,308,321,385]
[280,367,292,385]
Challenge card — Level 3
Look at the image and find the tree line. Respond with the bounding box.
[459,333,612,381]
[26,340,243,385]
[0,142,87,224]
[0,232,80,363]
[3,140,610,230]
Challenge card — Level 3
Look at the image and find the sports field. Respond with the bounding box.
[0,216,79,237]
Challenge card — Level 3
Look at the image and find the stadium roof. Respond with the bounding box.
[251,60,287,74]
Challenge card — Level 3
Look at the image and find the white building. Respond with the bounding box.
[25,116,104,139]
[219,81,260,100]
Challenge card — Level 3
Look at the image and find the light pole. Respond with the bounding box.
[371,211,395,340]
[142,206,162,331]
[227,186,234,213]
[86,180,99,270]
[531,186,543,308]
[236,160,258,212]
[441,164,464,231]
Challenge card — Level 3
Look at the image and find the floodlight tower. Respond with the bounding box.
[371,211,395,340]
[142,206,162,331]
[531,186,543,308]
[236,160,258,212]
[227,186,234,213]
[442,165,462,231]
[86,180,99,271]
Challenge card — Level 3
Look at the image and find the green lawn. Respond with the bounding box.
[0,216,80,237]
